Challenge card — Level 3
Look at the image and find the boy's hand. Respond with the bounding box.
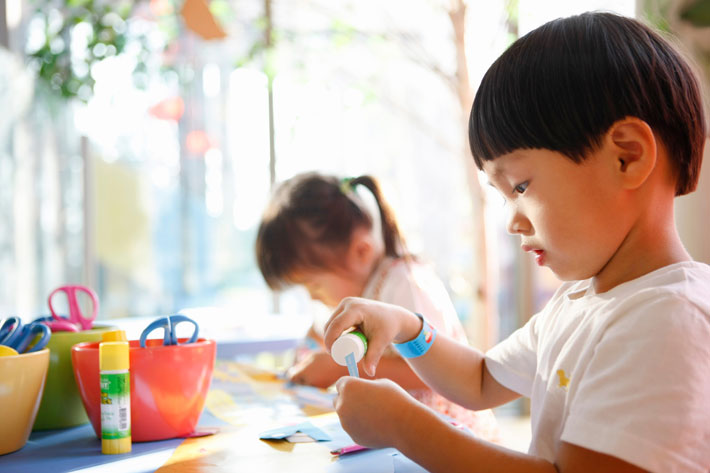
[287,351,346,388]
[334,376,422,450]
[323,297,422,377]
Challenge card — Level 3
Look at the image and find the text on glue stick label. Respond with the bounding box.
[100,372,131,439]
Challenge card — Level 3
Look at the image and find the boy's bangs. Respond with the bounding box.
[469,21,609,169]
[468,12,706,196]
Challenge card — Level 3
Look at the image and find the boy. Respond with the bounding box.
[323,12,710,473]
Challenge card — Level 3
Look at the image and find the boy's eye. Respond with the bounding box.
[513,181,529,194]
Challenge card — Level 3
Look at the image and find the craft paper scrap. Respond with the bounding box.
[345,352,359,377]
[259,421,332,442]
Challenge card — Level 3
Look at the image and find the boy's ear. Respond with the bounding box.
[606,118,657,190]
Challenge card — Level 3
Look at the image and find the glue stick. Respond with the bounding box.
[102,329,128,342]
[331,331,368,377]
[99,338,131,454]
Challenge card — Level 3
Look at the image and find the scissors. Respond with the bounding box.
[0,317,51,353]
[139,315,199,348]
[0,316,22,343]
[47,285,99,332]
[33,314,77,332]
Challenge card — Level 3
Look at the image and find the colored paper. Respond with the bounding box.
[259,421,331,442]
[155,361,420,473]
[345,352,359,377]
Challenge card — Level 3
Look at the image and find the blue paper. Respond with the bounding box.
[345,352,359,377]
[258,421,331,442]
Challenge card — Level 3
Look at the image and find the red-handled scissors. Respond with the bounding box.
[47,285,99,331]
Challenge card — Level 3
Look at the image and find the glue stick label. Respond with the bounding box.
[100,371,131,439]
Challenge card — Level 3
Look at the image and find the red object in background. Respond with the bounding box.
[148,97,185,121]
[181,0,227,40]
[185,130,213,155]
[71,338,216,442]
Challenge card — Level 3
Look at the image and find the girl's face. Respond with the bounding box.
[291,268,366,308]
[291,226,381,308]
[482,147,630,282]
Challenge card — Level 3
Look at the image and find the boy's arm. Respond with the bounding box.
[324,297,519,410]
[362,352,428,390]
[404,398,649,473]
[335,377,649,473]
[403,327,520,410]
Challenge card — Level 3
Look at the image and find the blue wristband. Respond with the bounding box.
[393,313,436,358]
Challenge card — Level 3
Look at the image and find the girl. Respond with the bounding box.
[256,171,498,440]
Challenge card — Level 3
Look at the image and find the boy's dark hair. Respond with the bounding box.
[256,172,407,290]
[469,12,706,196]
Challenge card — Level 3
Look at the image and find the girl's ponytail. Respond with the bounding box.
[348,175,407,259]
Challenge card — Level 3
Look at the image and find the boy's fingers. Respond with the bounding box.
[335,375,348,393]
[362,338,389,377]
[286,365,304,384]
[335,374,365,394]
[333,377,345,409]
[323,298,361,351]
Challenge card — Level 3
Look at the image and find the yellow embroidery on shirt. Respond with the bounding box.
[557,369,570,389]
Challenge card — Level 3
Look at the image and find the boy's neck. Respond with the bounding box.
[592,202,691,293]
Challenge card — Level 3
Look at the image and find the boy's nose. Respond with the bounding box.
[506,209,531,235]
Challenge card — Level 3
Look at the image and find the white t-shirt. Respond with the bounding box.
[485,261,710,473]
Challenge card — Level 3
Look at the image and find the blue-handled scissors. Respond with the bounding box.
[0,317,51,353]
[139,315,199,348]
[0,316,21,344]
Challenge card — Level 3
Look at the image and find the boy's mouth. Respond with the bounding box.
[521,245,546,266]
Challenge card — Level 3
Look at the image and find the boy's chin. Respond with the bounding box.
[549,267,595,282]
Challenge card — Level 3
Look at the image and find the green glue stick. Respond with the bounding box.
[331,331,368,377]
[99,339,131,454]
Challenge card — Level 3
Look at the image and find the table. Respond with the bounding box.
[0,360,429,473]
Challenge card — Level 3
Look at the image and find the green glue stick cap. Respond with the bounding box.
[331,331,368,366]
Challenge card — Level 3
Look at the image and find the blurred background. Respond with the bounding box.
[1,0,709,388]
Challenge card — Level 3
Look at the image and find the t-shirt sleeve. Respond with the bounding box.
[562,296,710,473]
[484,312,541,398]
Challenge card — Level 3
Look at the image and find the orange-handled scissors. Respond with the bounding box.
[47,285,99,331]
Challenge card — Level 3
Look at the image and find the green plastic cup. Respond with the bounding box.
[32,324,117,430]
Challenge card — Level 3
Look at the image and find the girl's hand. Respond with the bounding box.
[287,351,346,388]
[323,297,422,377]
[334,376,423,450]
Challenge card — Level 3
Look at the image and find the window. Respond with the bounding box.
[2,0,636,344]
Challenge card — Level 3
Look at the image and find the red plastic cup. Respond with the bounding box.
[71,338,216,442]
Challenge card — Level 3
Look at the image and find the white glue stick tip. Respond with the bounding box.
[331,332,367,366]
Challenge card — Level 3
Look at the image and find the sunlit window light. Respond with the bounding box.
[228,68,270,231]
[205,148,224,217]
[203,63,221,98]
